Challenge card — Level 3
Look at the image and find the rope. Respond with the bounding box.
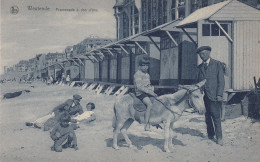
[152,97,190,116]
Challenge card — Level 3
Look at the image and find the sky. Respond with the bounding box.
[0,0,116,74]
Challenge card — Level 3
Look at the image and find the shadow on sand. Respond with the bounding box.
[105,134,185,150]
[173,127,205,138]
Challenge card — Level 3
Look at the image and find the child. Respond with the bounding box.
[50,113,78,152]
[72,102,96,124]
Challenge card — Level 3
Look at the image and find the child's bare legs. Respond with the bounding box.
[143,97,152,131]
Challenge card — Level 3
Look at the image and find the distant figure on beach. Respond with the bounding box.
[61,73,66,83]
[47,76,54,85]
[66,75,70,84]
[50,113,78,152]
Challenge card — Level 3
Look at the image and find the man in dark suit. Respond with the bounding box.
[196,46,225,146]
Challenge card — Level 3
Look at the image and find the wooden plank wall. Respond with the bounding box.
[179,38,197,83]
[120,56,130,84]
[149,43,160,85]
[160,47,179,85]
[109,57,117,83]
[101,58,108,82]
[233,21,260,90]
[94,62,99,81]
[84,59,94,81]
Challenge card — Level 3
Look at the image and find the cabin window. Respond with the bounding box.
[202,24,210,36]
[202,23,228,36]
[211,24,219,36]
[220,24,228,36]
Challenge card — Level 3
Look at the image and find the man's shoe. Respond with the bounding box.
[25,122,33,126]
[217,139,223,146]
[62,143,69,149]
[208,136,216,142]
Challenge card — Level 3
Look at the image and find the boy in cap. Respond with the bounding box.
[50,113,78,152]
[134,55,157,131]
[196,46,225,146]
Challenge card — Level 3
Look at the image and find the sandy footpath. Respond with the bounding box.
[0,81,259,162]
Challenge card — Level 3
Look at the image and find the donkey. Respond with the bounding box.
[112,80,206,152]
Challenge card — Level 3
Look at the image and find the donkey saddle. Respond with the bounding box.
[129,93,148,112]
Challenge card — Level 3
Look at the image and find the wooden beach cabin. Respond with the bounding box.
[142,19,198,86]
[63,59,80,81]
[177,0,260,93]
[87,34,160,85]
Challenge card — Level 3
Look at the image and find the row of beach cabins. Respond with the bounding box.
[25,1,260,105]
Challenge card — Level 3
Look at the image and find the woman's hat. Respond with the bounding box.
[139,56,150,66]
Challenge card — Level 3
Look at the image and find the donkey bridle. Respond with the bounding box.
[154,85,201,116]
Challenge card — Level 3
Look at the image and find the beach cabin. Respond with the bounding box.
[177,0,260,93]
[80,56,95,82]
[89,34,160,85]
[142,19,198,86]
[63,60,80,81]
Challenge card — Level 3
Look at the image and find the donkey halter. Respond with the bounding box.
[182,85,201,108]
[155,85,201,116]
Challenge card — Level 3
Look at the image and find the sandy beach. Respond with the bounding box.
[0,81,259,162]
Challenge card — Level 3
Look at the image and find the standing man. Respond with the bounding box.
[196,46,225,146]
[134,55,157,131]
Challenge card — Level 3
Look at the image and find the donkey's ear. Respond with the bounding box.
[196,79,206,88]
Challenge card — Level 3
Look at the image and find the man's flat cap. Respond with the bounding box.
[73,94,82,100]
[196,46,211,53]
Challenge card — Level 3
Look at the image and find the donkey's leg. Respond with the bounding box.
[169,122,175,150]
[163,120,171,152]
[113,120,125,150]
[121,119,134,148]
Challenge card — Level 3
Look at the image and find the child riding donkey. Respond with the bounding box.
[134,55,158,131]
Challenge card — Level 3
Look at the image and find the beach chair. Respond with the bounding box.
[118,87,129,96]
[114,85,125,96]
[81,83,89,90]
[107,86,116,95]
[70,81,76,87]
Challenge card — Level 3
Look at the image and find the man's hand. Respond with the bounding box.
[216,96,223,102]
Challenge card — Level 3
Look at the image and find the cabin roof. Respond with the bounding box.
[177,0,260,28]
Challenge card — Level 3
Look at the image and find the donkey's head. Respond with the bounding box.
[188,80,206,114]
